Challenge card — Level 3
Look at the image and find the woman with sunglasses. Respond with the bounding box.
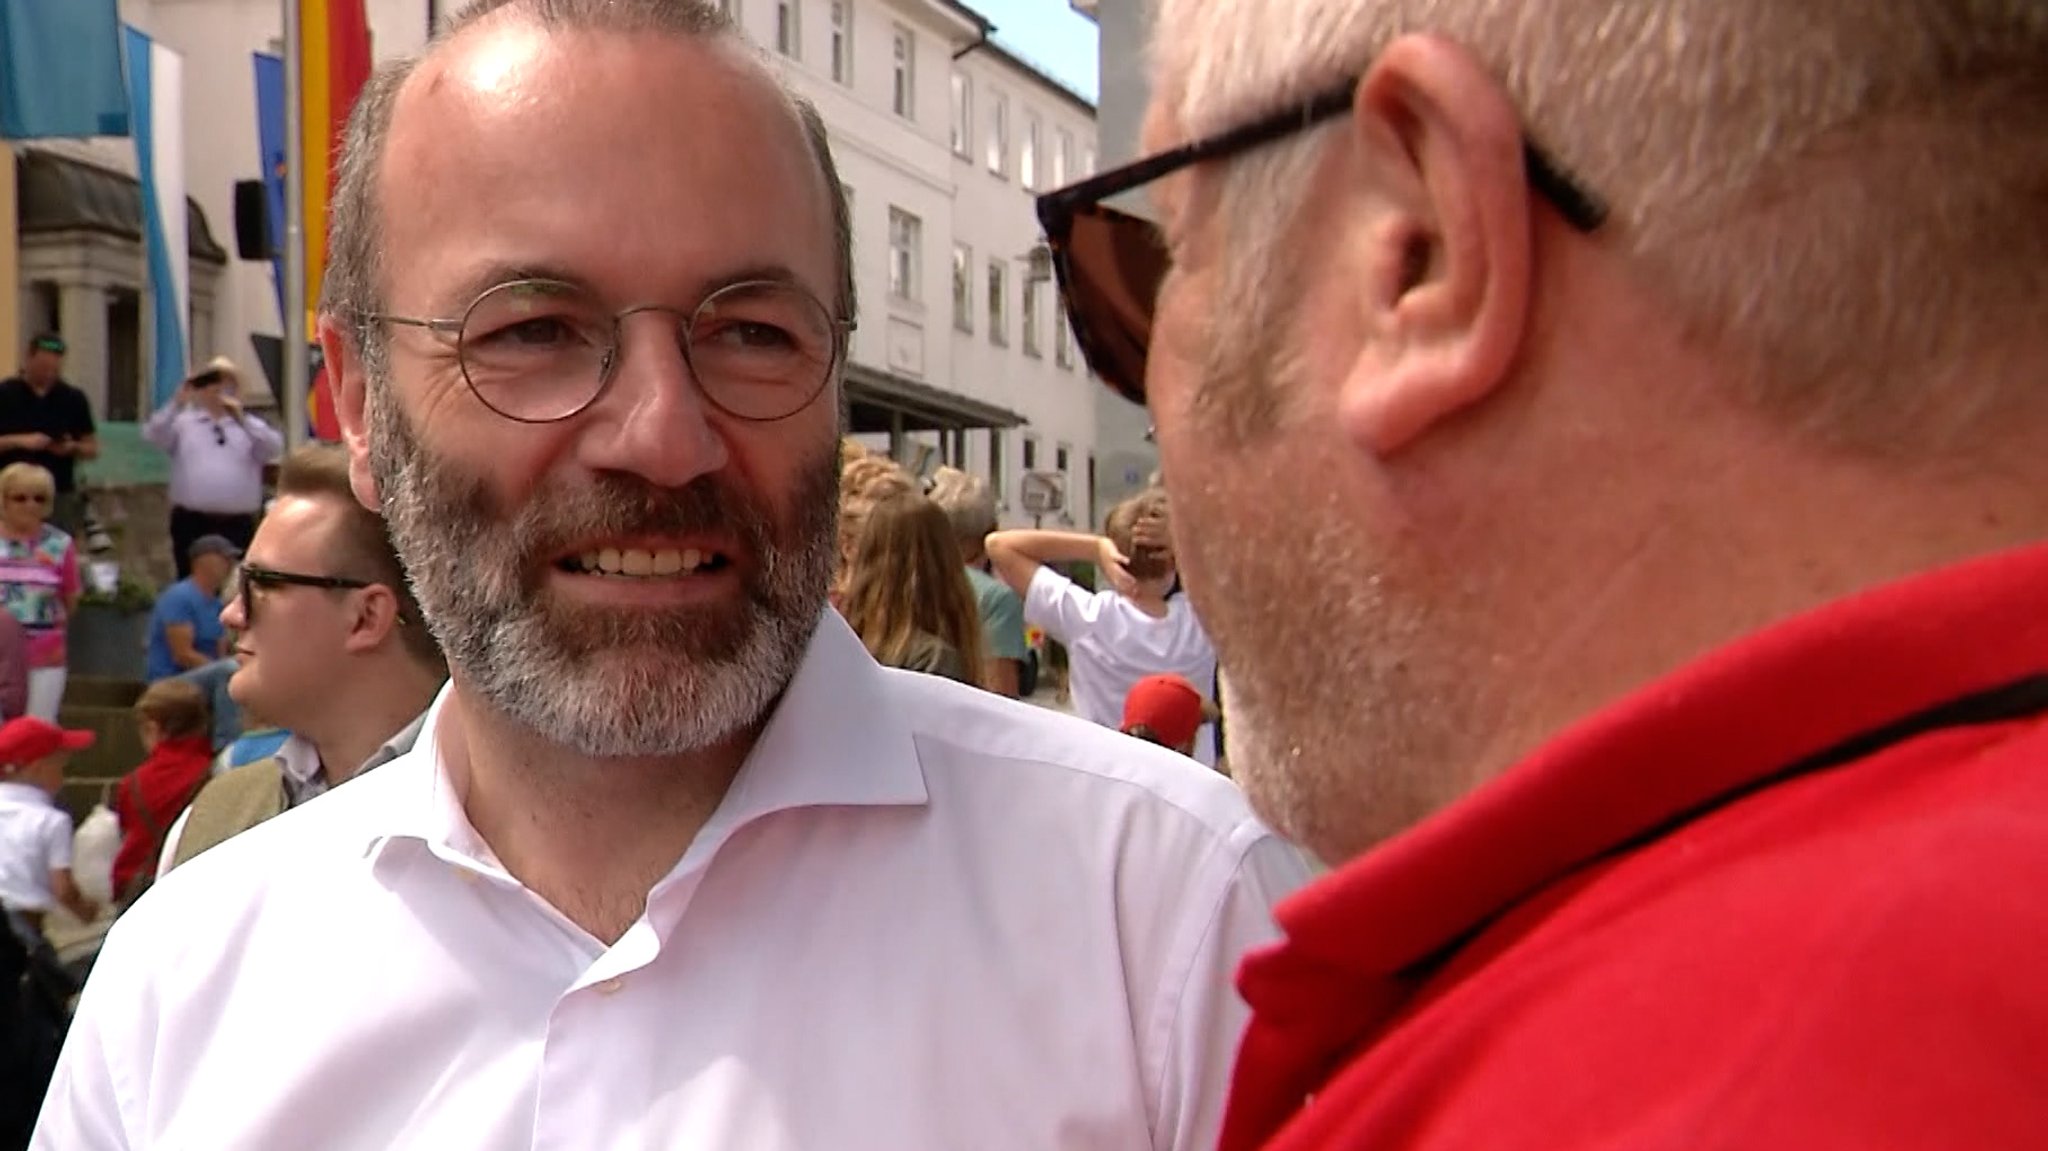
[0,464,80,721]
[141,356,285,581]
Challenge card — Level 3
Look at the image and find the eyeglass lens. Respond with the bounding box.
[1050,203,1170,407]
[455,279,839,423]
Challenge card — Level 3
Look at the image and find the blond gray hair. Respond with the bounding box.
[1150,0,2048,445]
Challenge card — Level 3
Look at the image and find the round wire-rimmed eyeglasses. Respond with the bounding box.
[367,278,857,424]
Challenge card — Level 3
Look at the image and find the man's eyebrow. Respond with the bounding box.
[429,261,824,313]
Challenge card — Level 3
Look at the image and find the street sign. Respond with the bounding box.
[1021,470,1065,515]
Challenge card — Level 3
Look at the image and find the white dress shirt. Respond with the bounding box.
[37,612,1309,1150]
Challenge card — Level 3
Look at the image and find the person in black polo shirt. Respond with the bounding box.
[0,335,99,537]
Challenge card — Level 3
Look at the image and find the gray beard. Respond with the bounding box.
[365,379,839,758]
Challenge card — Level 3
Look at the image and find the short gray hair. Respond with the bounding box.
[1150,0,2048,447]
[324,0,856,374]
[925,466,998,555]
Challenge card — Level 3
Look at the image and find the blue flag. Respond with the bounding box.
[0,0,129,139]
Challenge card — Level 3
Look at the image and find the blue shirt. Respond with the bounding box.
[146,578,225,681]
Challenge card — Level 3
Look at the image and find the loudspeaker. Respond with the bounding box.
[233,181,273,260]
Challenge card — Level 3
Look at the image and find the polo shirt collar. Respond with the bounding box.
[1223,542,2048,1149]
[373,608,927,865]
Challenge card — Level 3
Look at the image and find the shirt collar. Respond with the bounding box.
[371,608,926,863]
[1222,542,2048,1148]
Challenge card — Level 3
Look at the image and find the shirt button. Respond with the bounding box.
[595,977,626,996]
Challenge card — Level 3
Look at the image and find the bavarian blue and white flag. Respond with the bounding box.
[122,24,188,410]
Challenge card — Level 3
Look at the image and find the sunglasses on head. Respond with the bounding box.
[29,337,64,356]
[1033,74,1610,407]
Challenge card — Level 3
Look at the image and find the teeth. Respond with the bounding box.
[575,548,706,576]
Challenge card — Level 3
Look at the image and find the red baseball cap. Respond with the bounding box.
[0,717,95,769]
[1121,674,1206,751]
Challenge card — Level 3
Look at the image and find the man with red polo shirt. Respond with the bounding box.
[1033,0,2048,1144]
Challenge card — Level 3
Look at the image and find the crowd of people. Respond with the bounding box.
[2,0,2045,1145]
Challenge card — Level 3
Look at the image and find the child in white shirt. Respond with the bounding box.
[0,717,100,943]
[988,491,1221,765]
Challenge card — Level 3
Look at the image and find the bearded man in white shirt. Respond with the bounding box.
[33,2,1308,1148]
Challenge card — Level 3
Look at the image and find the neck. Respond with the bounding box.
[192,575,222,596]
[24,378,52,395]
[441,681,755,944]
[1,519,40,540]
[1126,585,1172,616]
[302,656,440,789]
[1460,422,2048,809]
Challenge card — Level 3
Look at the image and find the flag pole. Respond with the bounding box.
[281,0,309,449]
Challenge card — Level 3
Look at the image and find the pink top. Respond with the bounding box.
[0,525,80,669]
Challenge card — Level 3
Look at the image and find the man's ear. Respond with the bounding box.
[1333,33,1535,457]
[342,584,402,656]
[319,315,382,512]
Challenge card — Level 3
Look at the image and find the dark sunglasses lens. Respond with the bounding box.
[1059,205,1167,406]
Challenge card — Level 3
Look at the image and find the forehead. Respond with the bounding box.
[246,495,342,565]
[380,22,834,311]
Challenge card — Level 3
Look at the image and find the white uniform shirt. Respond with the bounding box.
[37,612,1309,1150]
[0,779,72,912]
[1027,566,1221,766]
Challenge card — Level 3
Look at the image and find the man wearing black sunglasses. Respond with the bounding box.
[1036,1,2048,1148]
[0,334,99,537]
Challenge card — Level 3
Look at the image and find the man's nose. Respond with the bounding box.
[573,314,731,488]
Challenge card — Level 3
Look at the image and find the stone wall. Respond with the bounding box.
[84,481,175,591]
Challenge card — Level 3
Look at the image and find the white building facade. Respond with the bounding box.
[11,0,1101,525]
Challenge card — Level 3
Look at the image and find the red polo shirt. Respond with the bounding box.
[1221,544,2048,1151]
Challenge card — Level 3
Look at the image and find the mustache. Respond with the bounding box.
[509,472,778,561]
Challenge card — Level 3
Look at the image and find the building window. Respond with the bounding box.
[990,434,1007,505]
[1054,128,1072,186]
[1021,112,1041,190]
[1082,146,1096,177]
[949,74,972,157]
[1056,444,1071,481]
[951,243,973,332]
[830,0,851,84]
[776,0,800,58]
[1022,434,1039,471]
[889,208,922,302]
[1055,315,1074,369]
[1021,278,1043,358]
[987,259,1008,346]
[986,92,1008,176]
[891,25,915,118]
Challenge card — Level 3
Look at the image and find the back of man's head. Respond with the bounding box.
[276,445,446,676]
[926,467,998,562]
